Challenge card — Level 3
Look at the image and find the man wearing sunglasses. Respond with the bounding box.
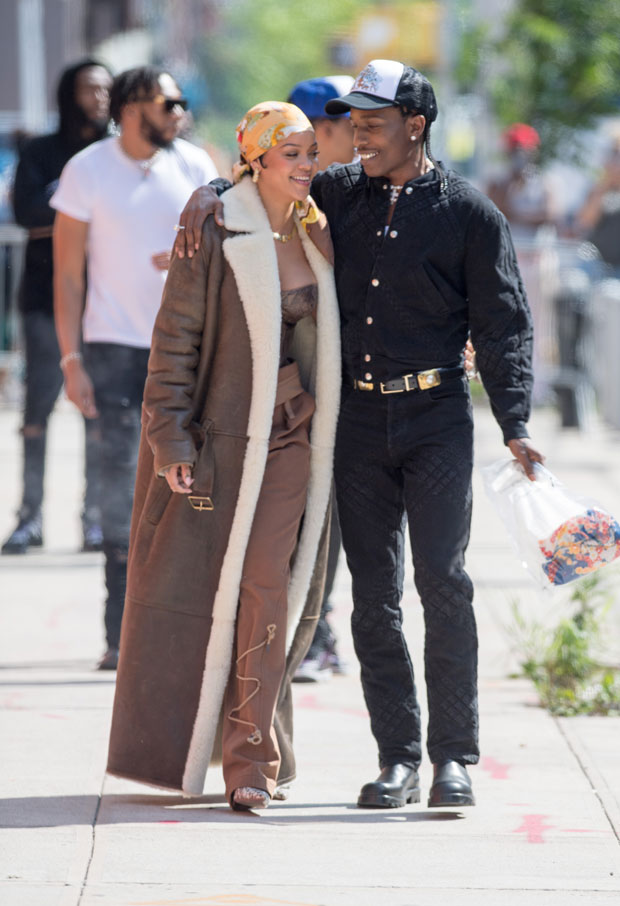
[51,66,218,671]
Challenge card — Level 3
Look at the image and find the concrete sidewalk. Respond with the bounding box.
[1,397,620,906]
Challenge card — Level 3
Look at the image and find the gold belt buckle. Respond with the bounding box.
[417,368,441,390]
[188,495,214,511]
[355,379,374,391]
[380,373,414,394]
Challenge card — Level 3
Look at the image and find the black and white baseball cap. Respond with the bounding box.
[324,59,438,123]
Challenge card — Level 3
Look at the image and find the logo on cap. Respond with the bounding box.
[353,64,382,94]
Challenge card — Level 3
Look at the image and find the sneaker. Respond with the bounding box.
[325,645,349,676]
[82,522,103,552]
[97,647,119,671]
[1,513,43,554]
[293,651,333,683]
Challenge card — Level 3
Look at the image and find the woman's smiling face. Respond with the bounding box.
[253,130,318,202]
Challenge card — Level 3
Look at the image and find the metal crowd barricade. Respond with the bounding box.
[0,223,26,402]
[512,231,606,429]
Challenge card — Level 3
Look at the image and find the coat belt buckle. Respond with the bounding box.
[417,368,441,390]
[188,495,214,511]
[355,379,374,391]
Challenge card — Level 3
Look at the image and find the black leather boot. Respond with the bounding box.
[428,761,475,807]
[358,764,420,808]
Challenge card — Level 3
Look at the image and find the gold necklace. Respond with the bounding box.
[272,226,296,243]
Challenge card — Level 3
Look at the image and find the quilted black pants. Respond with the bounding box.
[334,375,479,768]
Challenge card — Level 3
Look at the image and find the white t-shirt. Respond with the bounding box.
[51,136,218,348]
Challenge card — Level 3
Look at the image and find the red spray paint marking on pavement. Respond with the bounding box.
[296,692,368,719]
[481,756,510,779]
[513,814,554,843]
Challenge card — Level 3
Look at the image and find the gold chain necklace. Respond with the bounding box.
[272,226,296,243]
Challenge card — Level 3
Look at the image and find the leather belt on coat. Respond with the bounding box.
[352,366,464,394]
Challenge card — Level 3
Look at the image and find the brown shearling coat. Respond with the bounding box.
[106,177,341,795]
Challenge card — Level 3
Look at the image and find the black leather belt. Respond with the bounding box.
[353,366,464,394]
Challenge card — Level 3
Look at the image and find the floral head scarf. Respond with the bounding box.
[236,101,313,165]
[233,100,320,230]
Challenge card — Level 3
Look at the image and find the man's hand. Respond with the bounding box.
[63,360,99,419]
[507,437,545,481]
[163,463,194,493]
[173,185,223,259]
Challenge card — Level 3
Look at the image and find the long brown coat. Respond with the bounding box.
[107,177,341,795]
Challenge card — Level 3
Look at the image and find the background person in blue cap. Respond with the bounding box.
[173,58,544,811]
[288,76,356,173]
[287,75,355,683]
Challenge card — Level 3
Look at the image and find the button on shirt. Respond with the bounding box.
[310,163,534,443]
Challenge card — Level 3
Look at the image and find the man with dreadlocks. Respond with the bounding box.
[174,59,544,810]
[2,59,112,556]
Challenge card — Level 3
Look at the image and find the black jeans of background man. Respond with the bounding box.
[83,342,150,649]
[306,494,341,660]
[334,375,479,769]
[20,310,101,524]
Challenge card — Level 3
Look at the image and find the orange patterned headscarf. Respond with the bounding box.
[235,101,313,165]
[233,100,319,230]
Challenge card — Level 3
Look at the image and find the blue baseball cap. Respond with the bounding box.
[287,75,355,120]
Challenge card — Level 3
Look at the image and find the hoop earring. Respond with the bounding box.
[252,168,260,183]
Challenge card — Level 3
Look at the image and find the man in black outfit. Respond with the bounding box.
[174,58,544,809]
[2,59,112,555]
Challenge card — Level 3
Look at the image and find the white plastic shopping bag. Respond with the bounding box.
[481,459,620,590]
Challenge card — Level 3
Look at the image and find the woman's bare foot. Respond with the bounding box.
[232,786,270,810]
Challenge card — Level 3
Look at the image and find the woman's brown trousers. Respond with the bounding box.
[222,361,315,801]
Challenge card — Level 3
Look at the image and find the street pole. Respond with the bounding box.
[18,0,47,132]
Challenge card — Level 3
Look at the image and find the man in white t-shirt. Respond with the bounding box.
[52,65,218,670]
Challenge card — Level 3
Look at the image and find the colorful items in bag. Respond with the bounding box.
[538,508,620,586]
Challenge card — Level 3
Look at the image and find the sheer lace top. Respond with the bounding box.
[280,283,318,366]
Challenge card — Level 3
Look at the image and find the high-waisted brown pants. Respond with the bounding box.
[222,361,315,800]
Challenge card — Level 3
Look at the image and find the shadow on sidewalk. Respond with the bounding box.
[1,793,467,827]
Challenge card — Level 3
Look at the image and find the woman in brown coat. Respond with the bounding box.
[106,102,341,810]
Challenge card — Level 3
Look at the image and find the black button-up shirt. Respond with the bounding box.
[311,163,533,444]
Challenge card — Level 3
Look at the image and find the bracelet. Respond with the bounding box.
[59,351,82,370]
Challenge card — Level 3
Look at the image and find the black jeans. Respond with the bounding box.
[334,375,479,768]
[83,342,150,647]
[306,493,341,660]
[19,310,101,523]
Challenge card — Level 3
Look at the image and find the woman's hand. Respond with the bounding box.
[507,437,545,481]
[151,250,172,271]
[464,338,478,380]
[163,463,194,493]
[173,185,223,259]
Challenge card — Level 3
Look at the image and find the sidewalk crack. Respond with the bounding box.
[76,779,104,905]
[555,715,620,847]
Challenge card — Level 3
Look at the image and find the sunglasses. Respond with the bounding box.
[150,94,189,112]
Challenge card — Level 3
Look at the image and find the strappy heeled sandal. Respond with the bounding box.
[272,784,291,801]
[231,786,270,811]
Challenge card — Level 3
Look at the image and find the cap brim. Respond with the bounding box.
[324,92,395,115]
